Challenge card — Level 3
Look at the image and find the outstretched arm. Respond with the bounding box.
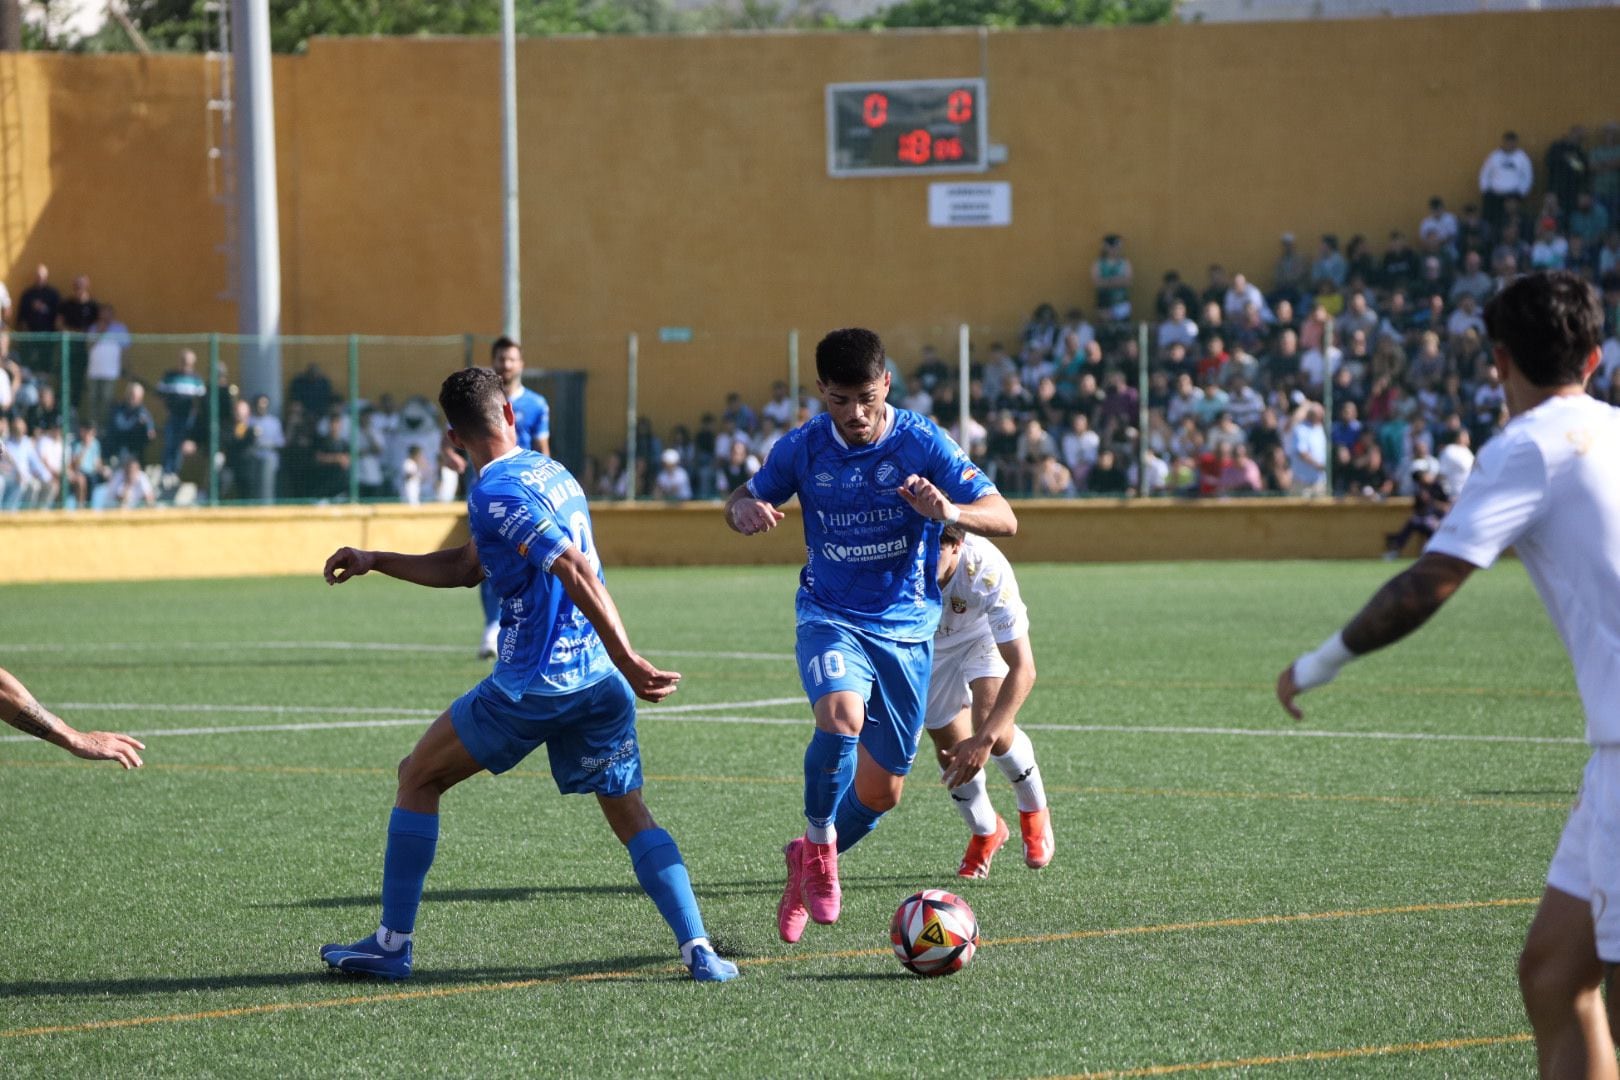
[324,539,484,589]
[941,635,1036,788]
[549,545,681,704]
[723,482,785,536]
[1277,552,1475,719]
[0,666,145,768]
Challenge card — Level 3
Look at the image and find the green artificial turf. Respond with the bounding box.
[0,560,1584,1076]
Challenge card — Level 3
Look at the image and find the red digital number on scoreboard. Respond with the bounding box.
[863,93,889,129]
[946,89,973,124]
[897,129,932,166]
[932,137,964,163]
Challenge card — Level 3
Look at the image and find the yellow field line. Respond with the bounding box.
[1043,1032,1535,1079]
[0,758,1570,810]
[0,897,1537,1040]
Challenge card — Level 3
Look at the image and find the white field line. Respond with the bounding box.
[0,700,1584,745]
[2,640,793,661]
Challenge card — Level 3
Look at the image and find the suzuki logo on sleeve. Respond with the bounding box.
[488,502,507,519]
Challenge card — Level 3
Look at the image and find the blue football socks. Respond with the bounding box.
[380,807,440,936]
[627,827,706,949]
[803,729,857,836]
[833,788,884,853]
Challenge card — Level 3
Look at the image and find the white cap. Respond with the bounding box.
[661,448,681,467]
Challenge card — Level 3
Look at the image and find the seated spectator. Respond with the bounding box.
[1020,344,1056,392]
[1343,434,1394,498]
[1099,369,1139,440]
[95,455,156,510]
[220,399,257,501]
[1157,301,1199,351]
[1260,444,1294,494]
[1384,458,1451,558]
[753,417,783,463]
[1206,411,1247,453]
[1456,201,1492,256]
[1436,428,1474,498]
[1219,443,1263,495]
[1345,235,1379,286]
[1197,299,1226,345]
[1412,253,1451,301]
[1195,379,1230,427]
[761,381,796,429]
[1196,336,1231,385]
[717,438,759,494]
[1154,271,1200,320]
[1225,375,1263,428]
[1419,196,1459,252]
[1530,217,1569,270]
[288,362,335,418]
[1449,251,1493,307]
[1030,451,1073,497]
[985,412,1020,487]
[1085,449,1128,495]
[594,450,628,501]
[247,393,287,504]
[104,381,156,465]
[721,391,757,436]
[1222,272,1268,321]
[1092,237,1133,322]
[992,372,1032,418]
[1381,231,1418,292]
[1230,304,1269,356]
[1298,336,1342,395]
[1335,291,1379,344]
[1060,412,1099,483]
[1265,328,1302,387]
[1200,264,1230,309]
[902,378,933,417]
[1311,235,1347,289]
[1022,304,1060,357]
[1446,293,1487,339]
[1599,230,1620,277]
[654,447,693,501]
[67,418,107,509]
[1272,234,1310,306]
[34,419,64,507]
[1,415,45,509]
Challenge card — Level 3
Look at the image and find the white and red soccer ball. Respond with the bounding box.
[890,889,978,976]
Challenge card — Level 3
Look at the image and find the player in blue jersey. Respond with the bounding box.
[473,337,551,659]
[723,328,1017,943]
[318,367,736,983]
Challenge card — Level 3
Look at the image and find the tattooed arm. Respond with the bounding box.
[1277,552,1476,719]
[0,667,145,768]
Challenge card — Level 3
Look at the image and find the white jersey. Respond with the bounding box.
[934,534,1030,651]
[1425,393,1620,744]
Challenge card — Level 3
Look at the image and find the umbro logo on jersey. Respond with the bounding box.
[815,472,835,486]
[489,502,507,519]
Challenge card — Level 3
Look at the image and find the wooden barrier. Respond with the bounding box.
[0,499,1413,584]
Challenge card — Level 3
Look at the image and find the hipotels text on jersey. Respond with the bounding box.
[821,536,912,563]
[815,506,907,531]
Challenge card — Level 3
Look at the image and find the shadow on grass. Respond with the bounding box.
[0,954,674,1001]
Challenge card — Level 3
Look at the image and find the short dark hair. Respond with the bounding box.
[439,367,507,436]
[941,523,967,547]
[815,328,886,386]
[1482,271,1604,388]
[490,336,522,360]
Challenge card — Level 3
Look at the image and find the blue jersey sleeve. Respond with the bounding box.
[476,480,574,573]
[747,426,802,505]
[922,422,998,504]
[533,394,551,441]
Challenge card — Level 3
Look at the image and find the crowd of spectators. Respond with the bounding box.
[604,123,1620,503]
[5,123,1620,510]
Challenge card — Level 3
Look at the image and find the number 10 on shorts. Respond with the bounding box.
[807,650,846,685]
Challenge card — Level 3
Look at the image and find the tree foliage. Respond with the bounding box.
[865,0,1175,29]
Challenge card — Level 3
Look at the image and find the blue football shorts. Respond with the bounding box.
[795,620,933,777]
[450,670,643,796]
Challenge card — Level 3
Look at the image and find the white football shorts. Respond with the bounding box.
[1547,748,1620,962]
[923,631,1009,731]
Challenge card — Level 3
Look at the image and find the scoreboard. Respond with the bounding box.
[825,79,989,178]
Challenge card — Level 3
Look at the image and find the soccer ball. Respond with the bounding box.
[890,889,978,976]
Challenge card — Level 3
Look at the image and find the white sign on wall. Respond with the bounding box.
[928,182,1011,228]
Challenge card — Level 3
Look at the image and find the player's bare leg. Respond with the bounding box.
[930,692,1009,879]
[1518,886,1617,1079]
[323,710,483,978]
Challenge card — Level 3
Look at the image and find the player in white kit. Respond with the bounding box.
[924,525,1053,878]
[1276,271,1620,1079]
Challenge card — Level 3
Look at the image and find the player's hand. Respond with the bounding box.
[68,730,145,769]
[728,498,784,536]
[620,654,682,704]
[324,547,377,585]
[898,475,955,522]
[1276,663,1305,721]
[940,732,995,788]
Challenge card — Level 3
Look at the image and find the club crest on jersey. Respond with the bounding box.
[875,461,899,487]
[950,595,967,614]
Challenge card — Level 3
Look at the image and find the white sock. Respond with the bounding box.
[947,769,999,836]
[805,821,835,846]
[375,924,412,952]
[680,936,711,967]
[993,728,1046,813]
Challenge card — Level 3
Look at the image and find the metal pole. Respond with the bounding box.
[500,0,520,341]
[348,334,361,504]
[463,332,475,369]
[1136,321,1149,499]
[207,334,221,505]
[232,0,282,410]
[624,332,638,502]
[787,329,799,420]
[58,332,71,508]
[957,323,971,448]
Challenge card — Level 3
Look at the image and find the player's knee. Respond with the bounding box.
[396,754,414,785]
[1517,939,1584,1009]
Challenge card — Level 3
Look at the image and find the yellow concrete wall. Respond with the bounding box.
[0,499,1410,583]
[5,11,1618,451]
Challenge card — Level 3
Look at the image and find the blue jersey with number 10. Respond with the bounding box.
[747,406,997,642]
[467,448,614,700]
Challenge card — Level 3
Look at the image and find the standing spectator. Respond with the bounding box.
[1059,307,1096,356]
[0,273,8,328]
[219,398,257,500]
[399,445,426,505]
[654,447,692,501]
[1092,235,1133,322]
[721,391,757,437]
[103,381,156,465]
[1591,121,1620,219]
[1456,202,1493,257]
[1479,130,1534,228]
[1381,232,1419,292]
[246,393,285,503]
[54,275,98,407]
[34,420,65,507]
[1311,235,1347,290]
[1383,458,1450,559]
[1418,197,1459,253]
[1272,234,1310,307]
[1099,369,1139,440]
[1154,270,1200,320]
[287,362,335,418]
[1287,402,1328,496]
[16,264,60,375]
[313,401,353,499]
[84,305,129,428]
[156,349,207,478]
[760,381,795,429]
[1022,303,1060,358]
[1545,126,1590,216]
